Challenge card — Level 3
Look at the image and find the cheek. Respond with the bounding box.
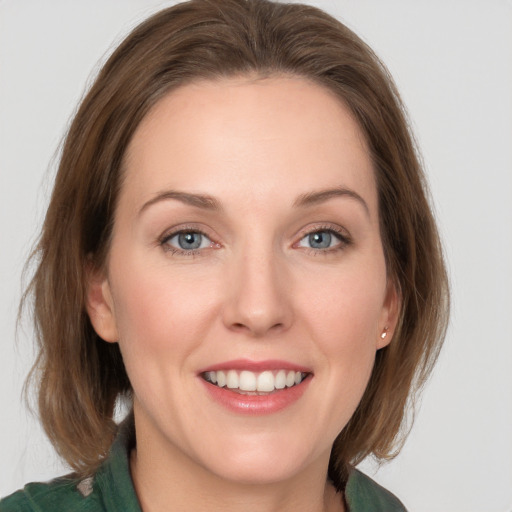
[298,260,387,397]
[106,260,224,422]
[301,262,387,343]
[108,259,220,362]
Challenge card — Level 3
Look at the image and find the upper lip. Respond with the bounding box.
[197,359,312,374]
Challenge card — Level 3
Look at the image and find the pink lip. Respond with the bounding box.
[198,359,312,374]
[197,359,313,415]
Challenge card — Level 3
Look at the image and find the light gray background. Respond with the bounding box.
[1,1,511,510]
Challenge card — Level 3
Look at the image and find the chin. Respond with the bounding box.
[205,457,306,486]
[192,433,325,486]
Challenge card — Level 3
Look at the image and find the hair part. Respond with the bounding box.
[25,0,449,487]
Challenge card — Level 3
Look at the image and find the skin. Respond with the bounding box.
[87,76,399,512]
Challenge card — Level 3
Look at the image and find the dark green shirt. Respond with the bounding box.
[1,421,406,511]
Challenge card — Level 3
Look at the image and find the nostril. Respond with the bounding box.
[229,321,285,336]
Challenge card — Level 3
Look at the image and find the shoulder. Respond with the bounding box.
[0,475,105,512]
[345,469,407,512]
[0,415,140,512]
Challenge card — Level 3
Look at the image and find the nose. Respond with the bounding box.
[222,246,293,338]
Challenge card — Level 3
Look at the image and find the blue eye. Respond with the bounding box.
[308,231,332,249]
[298,230,345,250]
[163,231,213,252]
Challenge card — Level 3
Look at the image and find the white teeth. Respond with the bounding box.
[203,369,307,392]
[275,370,286,389]
[257,371,274,392]
[239,370,257,391]
[226,370,238,389]
[216,370,226,387]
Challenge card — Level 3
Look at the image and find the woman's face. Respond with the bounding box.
[88,76,398,485]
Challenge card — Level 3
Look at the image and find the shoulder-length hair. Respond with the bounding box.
[26,0,449,487]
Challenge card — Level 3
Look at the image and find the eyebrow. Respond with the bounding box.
[138,190,222,216]
[293,187,370,216]
[138,186,369,217]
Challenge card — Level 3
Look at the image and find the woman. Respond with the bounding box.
[1,0,449,510]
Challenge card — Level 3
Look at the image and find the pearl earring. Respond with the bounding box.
[380,327,389,340]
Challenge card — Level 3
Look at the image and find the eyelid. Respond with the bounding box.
[158,224,220,255]
[293,224,352,252]
[157,222,351,256]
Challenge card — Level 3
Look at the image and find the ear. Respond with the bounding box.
[85,264,119,343]
[376,278,401,350]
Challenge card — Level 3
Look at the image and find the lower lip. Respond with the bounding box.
[200,377,311,415]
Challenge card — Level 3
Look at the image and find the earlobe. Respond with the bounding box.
[85,266,119,343]
[377,279,401,349]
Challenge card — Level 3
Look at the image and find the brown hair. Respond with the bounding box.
[25,0,449,487]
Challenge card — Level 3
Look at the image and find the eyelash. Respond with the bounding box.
[159,226,216,257]
[158,225,351,257]
[295,225,352,255]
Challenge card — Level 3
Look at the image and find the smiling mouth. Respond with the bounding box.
[201,369,309,395]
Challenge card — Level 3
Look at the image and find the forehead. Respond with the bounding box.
[121,75,377,216]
